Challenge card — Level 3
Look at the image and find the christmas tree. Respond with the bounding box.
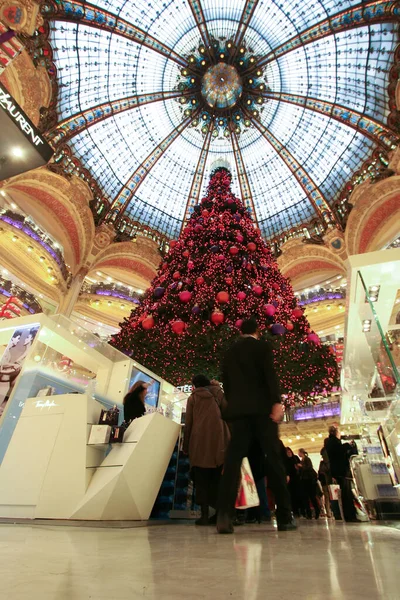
[111,168,338,406]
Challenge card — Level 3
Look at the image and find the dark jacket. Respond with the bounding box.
[183,384,230,468]
[124,391,146,422]
[324,434,349,479]
[221,336,281,420]
[300,456,317,481]
[318,447,332,486]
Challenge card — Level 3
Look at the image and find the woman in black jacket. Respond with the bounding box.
[123,381,149,423]
[298,448,320,519]
[285,447,302,517]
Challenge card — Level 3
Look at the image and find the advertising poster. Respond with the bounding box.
[129,366,160,407]
[0,324,39,419]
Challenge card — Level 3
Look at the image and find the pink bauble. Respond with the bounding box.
[179,291,192,303]
[171,320,186,334]
[286,321,294,331]
[272,282,280,290]
[292,307,303,319]
[188,261,194,270]
[236,233,244,243]
[211,310,224,325]
[253,285,263,296]
[307,333,320,345]
[183,249,190,258]
[237,291,247,301]
[235,319,243,329]
[263,304,276,317]
[196,276,205,285]
[217,254,225,261]
[225,277,233,285]
[216,291,229,304]
[247,242,257,252]
[173,271,181,280]
[195,224,203,233]
[229,246,239,255]
[142,316,155,330]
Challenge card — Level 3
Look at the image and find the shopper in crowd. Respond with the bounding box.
[285,447,302,517]
[183,375,230,526]
[318,447,333,519]
[298,448,320,519]
[123,380,149,422]
[324,424,357,522]
[217,317,295,534]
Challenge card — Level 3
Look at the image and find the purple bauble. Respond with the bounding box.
[271,323,286,335]
[272,300,279,308]
[210,245,219,253]
[169,282,177,290]
[225,266,233,273]
[154,287,165,299]
[233,214,241,222]
[192,304,201,315]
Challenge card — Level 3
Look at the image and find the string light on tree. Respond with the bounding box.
[111,168,339,407]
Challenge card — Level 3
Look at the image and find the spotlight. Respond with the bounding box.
[11,147,23,158]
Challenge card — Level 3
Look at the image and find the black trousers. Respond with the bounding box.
[217,415,292,524]
[301,480,320,518]
[192,466,222,508]
[337,476,356,521]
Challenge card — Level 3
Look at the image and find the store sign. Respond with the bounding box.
[34,399,59,410]
[177,384,193,394]
[0,82,53,161]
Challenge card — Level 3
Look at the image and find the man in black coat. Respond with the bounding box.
[324,424,357,522]
[217,318,295,533]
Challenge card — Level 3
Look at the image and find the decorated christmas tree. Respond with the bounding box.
[111,168,338,406]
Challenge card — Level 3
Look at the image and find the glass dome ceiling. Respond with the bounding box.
[46,0,400,240]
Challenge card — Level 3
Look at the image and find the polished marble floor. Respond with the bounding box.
[0,519,399,599]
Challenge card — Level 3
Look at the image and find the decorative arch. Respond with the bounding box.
[345,176,400,255]
[0,50,52,126]
[0,168,95,273]
[278,238,346,289]
[89,238,160,287]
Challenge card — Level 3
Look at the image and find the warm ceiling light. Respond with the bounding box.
[0,190,5,197]
[201,60,206,66]
[227,42,232,48]
[10,202,17,209]
[327,305,331,310]
[236,114,241,120]
[11,147,23,158]
[240,47,245,54]
[47,267,52,273]
[257,70,262,76]
[239,60,244,66]
[220,53,225,59]
[137,289,144,294]
[189,56,195,63]
[96,271,102,276]
[311,437,315,442]
[250,57,255,63]
[12,235,18,242]
[190,78,195,83]
[27,246,33,252]
[296,435,300,439]
[248,79,253,84]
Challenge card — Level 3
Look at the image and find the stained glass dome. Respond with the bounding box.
[45,0,400,240]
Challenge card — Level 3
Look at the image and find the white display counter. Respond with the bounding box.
[0,393,180,520]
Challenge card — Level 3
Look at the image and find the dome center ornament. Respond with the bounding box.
[201,63,242,110]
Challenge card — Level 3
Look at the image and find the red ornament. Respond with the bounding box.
[263,304,276,317]
[235,319,243,329]
[236,233,244,243]
[237,291,246,300]
[202,210,209,217]
[307,333,320,345]
[247,242,256,252]
[196,276,205,285]
[229,246,239,255]
[292,307,303,319]
[183,250,190,258]
[188,261,194,270]
[171,320,186,334]
[217,254,225,261]
[170,241,177,249]
[173,271,181,280]
[179,291,192,303]
[162,263,168,271]
[286,321,294,331]
[225,277,233,285]
[195,224,203,233]
[211,310,224,325]
[216,291,229,304]
[253,285,263,296]
[142,316,155,330]
[272,282,280,290]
